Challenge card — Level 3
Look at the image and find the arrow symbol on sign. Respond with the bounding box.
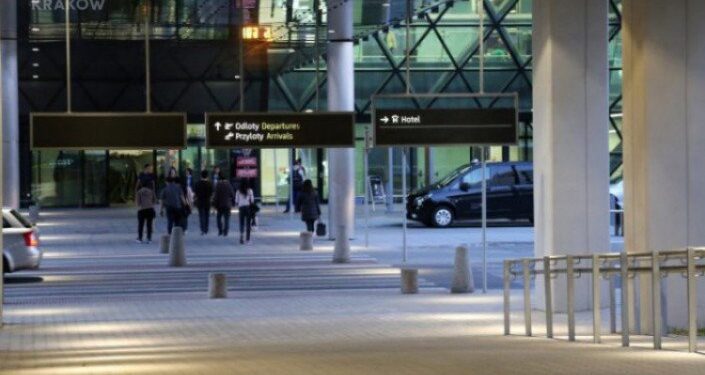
[225,122,234,130]
[380,116,389,124]
[214,122,222,131]
[225,132,234,141]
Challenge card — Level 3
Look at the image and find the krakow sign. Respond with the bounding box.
[31,0,107,11]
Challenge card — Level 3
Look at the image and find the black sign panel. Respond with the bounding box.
[205,112,355,149]
[373,108,517,146]
[31,113,187,150]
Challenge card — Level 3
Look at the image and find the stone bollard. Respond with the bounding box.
[300,231,314,251]
[168,227,187,267]
[401,268,419,294]
[332,225,351,263]
[160,234,170,254]
[208,273,228,299]
[451,244,475,293]
[28,205,40,225]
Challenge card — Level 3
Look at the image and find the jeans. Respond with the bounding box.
[304,219,315,233]
[166,207,182,234]
[217,208,231,236]
[238,206,251,241]
[198,206,210,234]
[137,208,155,241]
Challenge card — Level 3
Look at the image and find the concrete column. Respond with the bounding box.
[533,0,610,311]
[0,3,18,209]
[0,2,7,326]
[328,0,355,263]
[623,0,705,330]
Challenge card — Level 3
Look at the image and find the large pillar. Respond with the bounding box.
[533,0,610,311]
[623,0,705,330]
[0,1,6,325]
[327,0,355,263]
[0,2,18,209]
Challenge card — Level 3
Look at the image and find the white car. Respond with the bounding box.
[3,209,41,273]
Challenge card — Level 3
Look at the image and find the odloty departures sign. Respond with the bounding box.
[205,112,355,149]
[31,113,187,150]
[373,108,518,147]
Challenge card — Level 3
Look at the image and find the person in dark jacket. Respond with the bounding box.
[193,170,213,235]
[213,173,236,236]
[135,181,157,243]
[160,177,185,234]
[296,179,321,233]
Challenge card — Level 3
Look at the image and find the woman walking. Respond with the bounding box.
[296,179,321,233]
[135,181,157,243]
[235,180,255,244]
[213,173,235,237]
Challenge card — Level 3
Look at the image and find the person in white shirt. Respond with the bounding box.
[235,179,255,244]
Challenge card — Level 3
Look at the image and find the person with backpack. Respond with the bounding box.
[160,177,185,234]
[193,170,213,235]
[213,173,236,237]
[235,180,255,244]
[296,179,321,233]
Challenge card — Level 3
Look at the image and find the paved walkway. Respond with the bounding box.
[0,208,702,374]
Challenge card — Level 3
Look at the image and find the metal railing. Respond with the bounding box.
[503,249,705,352]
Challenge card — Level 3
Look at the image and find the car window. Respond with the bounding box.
[10,210,32,228]
[490,165,516,186]
[461,168,489,187]
[516,164,533,184]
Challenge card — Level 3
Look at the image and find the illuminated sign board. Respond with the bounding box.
[242,25,272,41]
[373,108,518,147]
[205,112,355,149]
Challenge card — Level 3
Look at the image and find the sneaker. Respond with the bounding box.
[135,239,143,244]
[146,240,152,244]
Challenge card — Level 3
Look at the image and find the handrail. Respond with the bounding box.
[503,248,703,353]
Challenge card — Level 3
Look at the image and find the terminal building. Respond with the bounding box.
[6,0,623,208]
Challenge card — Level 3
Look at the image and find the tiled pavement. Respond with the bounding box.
[0,207,703,374]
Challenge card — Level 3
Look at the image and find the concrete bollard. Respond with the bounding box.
[28,205,40,225]
[160,234,170,254]
[299,231,314,251]
[208,273,228,299]
[168,227,187,267]
[332,225,351,263]
[401,268,419,294]
[451,244,475,293]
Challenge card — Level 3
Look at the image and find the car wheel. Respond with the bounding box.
[432,206,454,228]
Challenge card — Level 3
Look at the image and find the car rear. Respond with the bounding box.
[3,209,42,272]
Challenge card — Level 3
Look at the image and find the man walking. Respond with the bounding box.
[194,170,213,235]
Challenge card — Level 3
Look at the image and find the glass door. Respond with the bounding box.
[83,151,108,206]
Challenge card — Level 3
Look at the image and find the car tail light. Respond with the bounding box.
[23,231,39,247]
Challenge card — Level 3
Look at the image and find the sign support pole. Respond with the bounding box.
[364,127,370,248]
[478,0,488,294]
[402,147,408,264]
[387,147,394,213]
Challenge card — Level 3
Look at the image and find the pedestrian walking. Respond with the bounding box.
[296,179,321,233]
[235,179,255,244]
[176,177,193,232]
[284,158,305,213]
[194,170,213,235]
[213,173,235,236]
[135,163,156,193]
[135,182,157,243]
[160,177,185,234]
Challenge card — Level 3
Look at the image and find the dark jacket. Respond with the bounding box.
[296,190,321,221]
[193,179,213,209]
[160,183,183,209]
[213,180,236,210]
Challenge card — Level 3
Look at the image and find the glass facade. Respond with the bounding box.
[20,0,623,206]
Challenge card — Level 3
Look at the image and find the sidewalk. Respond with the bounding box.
[0,208,701,374]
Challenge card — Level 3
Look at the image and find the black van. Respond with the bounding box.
[406,162,533,227]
